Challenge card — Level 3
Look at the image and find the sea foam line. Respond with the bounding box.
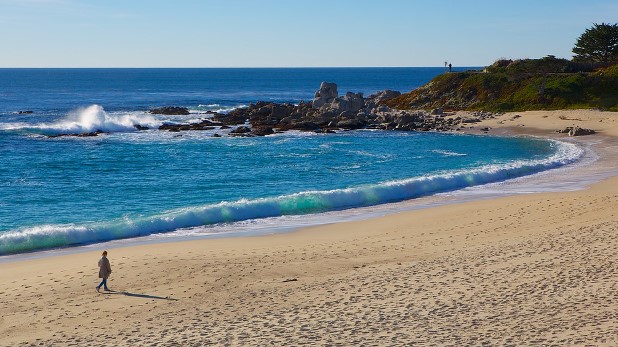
[0,139,583,255]
[195,104,247,114]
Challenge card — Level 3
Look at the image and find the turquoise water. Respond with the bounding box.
[0,69,582,255]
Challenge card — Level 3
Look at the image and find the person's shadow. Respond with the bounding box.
[102,290,178,301]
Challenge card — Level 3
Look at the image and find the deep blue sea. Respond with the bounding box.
[0,68,583,255]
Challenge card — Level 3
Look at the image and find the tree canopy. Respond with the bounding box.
[572,22,618,64]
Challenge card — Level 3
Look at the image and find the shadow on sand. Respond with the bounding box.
[102,290,178,301]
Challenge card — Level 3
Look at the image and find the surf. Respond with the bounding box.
[0,105,160,136]
[0,139,583,255]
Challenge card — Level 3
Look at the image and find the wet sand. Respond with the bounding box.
[1,110,618,346]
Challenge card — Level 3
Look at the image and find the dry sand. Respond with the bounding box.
[1,110,618,346]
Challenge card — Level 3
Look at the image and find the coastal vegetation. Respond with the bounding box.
[386,23,618,112]
[572,22,618,63]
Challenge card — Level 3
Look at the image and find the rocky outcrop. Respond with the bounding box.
[149,106,190,115]
[138,82,502,137]
[197,82,503,136]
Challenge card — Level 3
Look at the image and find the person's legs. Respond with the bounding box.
[96,278,107,291]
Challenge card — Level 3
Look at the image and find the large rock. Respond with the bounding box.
[214,107,250,125]
[311,82,364,116]
[230,126,251,134]
[556,126,596,136]
[312,82,338,109]
[284,121,320,131]
[149,106,190,115]
[336,118,365,129]
[340,92,365,113]
[251,126,275,136]
[568,126,596,136]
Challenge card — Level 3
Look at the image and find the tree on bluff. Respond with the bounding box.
[572,22,618,63]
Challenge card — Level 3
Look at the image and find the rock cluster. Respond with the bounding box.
[557,126,596,136]
[201,82,495,136]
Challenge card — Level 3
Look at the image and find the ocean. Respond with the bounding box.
[0,68,583,255]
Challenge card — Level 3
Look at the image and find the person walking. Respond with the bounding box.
[96,250,112,292]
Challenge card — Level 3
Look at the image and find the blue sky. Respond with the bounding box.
[0,0,616,67]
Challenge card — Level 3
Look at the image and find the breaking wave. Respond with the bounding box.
[0,140,583,255]
[0,105,160,136]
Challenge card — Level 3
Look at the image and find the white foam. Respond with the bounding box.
[431,149,468,157]
[2,105,161,135]
[195,104,247,114]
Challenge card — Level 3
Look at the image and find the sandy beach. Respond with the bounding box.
[2,110,618,346]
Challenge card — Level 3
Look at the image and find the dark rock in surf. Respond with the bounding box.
[213,108,250,125]
[48,130,105,138]
[230,126,252,134]
[158,119,217,132]
[250,126,274,136]
[149,106,190,115]
[158,123,181,131]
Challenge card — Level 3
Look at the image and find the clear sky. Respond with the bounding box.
[0,0,616,68]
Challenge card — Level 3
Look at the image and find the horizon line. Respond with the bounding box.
[0,65,485,69]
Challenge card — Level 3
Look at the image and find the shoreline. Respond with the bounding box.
[0,131,596,262]
[2,109,618,345]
